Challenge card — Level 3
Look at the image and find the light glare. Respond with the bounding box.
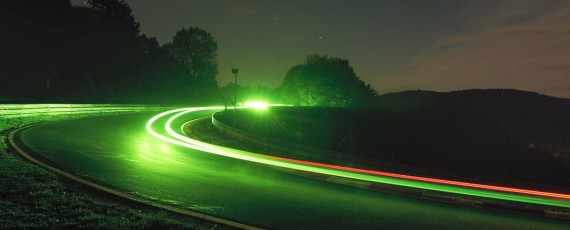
[244,101,269,110]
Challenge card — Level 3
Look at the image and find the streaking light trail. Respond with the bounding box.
[146,107,570,208]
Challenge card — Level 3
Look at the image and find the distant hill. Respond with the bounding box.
[372,89,570,186]
[219,89,570,187]
[376,90,441,112]
[376,89,570,164]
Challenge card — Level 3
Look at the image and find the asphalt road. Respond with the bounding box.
[17,109,570,229]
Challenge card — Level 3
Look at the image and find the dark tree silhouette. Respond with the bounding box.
[78,0,143,98]
[280,54,378,107]
[164,27,218,86]
[87,0,140,40]
[0,0,77,101]
[0,0,220,104]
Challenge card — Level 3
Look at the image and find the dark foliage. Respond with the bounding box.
[164,27,218,86]
[0,0,218,104]
[367,89,570,186]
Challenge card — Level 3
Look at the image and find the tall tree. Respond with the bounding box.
[87,0,140,40]
[280,54,378,107]
[82,0,142,97]
[165,27,218,85]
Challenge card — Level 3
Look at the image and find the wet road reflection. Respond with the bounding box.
[19,110,570,229]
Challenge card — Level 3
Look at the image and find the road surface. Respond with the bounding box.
[16,108,570,229]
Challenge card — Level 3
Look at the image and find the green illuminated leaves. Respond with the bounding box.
[279,54,378,107]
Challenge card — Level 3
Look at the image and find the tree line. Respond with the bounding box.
[1,0,380,106]
[0,0,218,104]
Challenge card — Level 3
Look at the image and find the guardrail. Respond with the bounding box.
[210,110,447,175]
[211,110,444,171]
[211,111,391,169]
[0,104,177,118]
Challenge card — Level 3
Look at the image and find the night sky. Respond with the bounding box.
[71,0,570,98]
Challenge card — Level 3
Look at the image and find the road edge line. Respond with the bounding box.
[8,124,263,230]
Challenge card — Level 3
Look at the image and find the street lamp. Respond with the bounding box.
[232,68,238,127]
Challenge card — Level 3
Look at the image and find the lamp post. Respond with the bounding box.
[232,68,238,127]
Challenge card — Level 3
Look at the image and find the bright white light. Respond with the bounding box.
[244,101,268,110]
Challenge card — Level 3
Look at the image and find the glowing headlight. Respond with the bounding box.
[244,101,269,110]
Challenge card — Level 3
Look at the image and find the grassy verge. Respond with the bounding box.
[0,114,219,229]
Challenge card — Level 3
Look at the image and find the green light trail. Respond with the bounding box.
[146,107,570,208]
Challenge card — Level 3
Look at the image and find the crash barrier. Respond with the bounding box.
[211,111,353,162]
[0,104,176,118]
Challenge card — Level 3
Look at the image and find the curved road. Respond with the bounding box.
[16,108,570,229]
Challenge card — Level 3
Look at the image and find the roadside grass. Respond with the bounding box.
[0,114,219,229]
